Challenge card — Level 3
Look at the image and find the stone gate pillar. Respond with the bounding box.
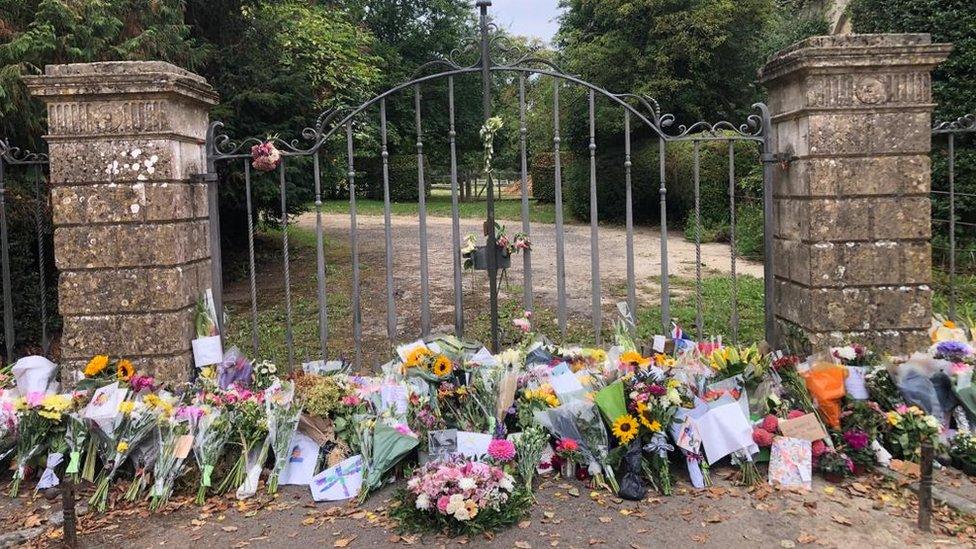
[759,35,951,353]
[25,62,218,379]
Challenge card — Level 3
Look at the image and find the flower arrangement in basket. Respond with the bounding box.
[390,457,531,535]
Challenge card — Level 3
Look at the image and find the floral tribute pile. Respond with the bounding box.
[1,306,975,536]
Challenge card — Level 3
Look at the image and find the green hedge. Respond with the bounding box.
[562,138,762,226]
[529,152,574,203]
[355,155,431,202]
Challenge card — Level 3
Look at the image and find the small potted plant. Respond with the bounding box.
[817,450,853,484]
[461,224,530,272]
[949,432,976,476]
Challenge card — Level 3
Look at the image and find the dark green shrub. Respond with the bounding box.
[529,152,574,204]
[564,137,761,226]
[356,155,431,202]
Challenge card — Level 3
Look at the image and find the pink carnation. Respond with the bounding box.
[811,439,829,458]
[752,427,774,447]
[488,438,516,462]
[761,414,779,433]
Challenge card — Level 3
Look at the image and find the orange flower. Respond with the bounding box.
[84,355,109,377]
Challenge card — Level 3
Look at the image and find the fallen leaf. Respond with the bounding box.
[334,536,357,548]
[796,533,817,544]
[515,541,532,549]
[780,541,796,548]
[24,515,43,528]
[221,526,238,532]
[598,516,611,523]
[831,514,852,526]
[850,482,868,494]
[543,511,555,519]
[588,539,604,546]
[518,520,531,529]
[567,488,580,497]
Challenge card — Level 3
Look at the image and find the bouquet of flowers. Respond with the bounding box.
[831,344,881,367]
[517,384,559,430]
[358,419,418,503]
[192,405,232,504]
[817,449,854,482]
[865,365,905,412]
[9,393,72,496]
[220,394,268,495]
[513,426,547,492]
[149,414,193,511]
[251,138,281,172]
[265,384,303,494]
[949,432,976,475]
[122,437,159,502]
[884,405,942,462]
[252,360,278,391]
[89,399,160,511]
[391,457,530,535]
[402,346,455,381]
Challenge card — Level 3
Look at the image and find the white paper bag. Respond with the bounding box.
[12,356,58,395]
[192,335,223,367]
[698,401,756,464]
[310,455,363,502]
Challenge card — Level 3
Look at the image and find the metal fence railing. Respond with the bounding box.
[0,139,53,363]
[932,114,976,320]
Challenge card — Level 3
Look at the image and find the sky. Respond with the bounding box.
[488,0,564,44]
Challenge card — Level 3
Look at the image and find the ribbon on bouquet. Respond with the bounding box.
[643,433,674,459]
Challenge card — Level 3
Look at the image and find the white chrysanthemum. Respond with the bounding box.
[458,477,476,491]
[498,475,514,492]
[453,506,471,521]
[415,493,430,510]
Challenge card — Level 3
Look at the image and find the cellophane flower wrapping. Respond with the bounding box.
[358,419,419,503]
[63,413,88,483]
[149,416,193,511]
[192,407,232,504]
[535,400,617,492]
[9,393,71,496]
[513,425,547,492]
[265,398,302,494]
[89,400,159,511]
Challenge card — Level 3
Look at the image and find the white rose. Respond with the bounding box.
[498,476,514,492]
[415,493,430,510]
[453,507,470,521]
[458,477,476,491]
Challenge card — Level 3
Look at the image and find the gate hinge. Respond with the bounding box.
[761,151,794,170]
[192,172,218,184]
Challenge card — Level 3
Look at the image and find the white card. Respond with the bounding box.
[652,335,666,353]
[302,360,344,375]
[280,432,320,486]
[549,372,584,398]
[457,431,492,458]
[310,455,363,501]
[380,384,408,417]
[192,335,223,367]
[698,401,757,464]
[83,382,129,433]
[396,339,428,362]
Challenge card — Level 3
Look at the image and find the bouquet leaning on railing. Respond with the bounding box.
[149,414,193,512]
[89,400,159,512]
[192,406,232,504]
[63,412,89,484]
[9,393,72,497]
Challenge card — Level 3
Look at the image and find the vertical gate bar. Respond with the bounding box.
[33,166,49,353]
[659,137,670,333]
[380,99,397,342]
[760,106,776,344]
[415,86,431,337]
[0,158,12,363]
[279,161,294,368]
[588,90,601,344]
[693,140,703,340]
[552,81,568,339]
[519,75,533,312]
[205,151,224,340]
[728,141,739,344]
[479,1,499,352]
[243,161,259,356]
[448,78,464,337]
[948,133,956,321]
[347,121,363,368]
[313,151,328,360]
[624,111,636,335]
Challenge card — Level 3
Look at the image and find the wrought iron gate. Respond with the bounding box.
[204,1,777,368]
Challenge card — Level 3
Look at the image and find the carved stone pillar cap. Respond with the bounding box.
[759,33,953,83]
[24,61,218,106]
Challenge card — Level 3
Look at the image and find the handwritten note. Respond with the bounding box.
[777,413,828,441]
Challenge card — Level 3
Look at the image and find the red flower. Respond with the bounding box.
[787,409,806,420]
[811,439,829,458]
[752,427,774,447]
[761,414,779,433]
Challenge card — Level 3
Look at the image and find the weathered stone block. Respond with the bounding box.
[61,307,194,359]
[807,111,931,156]
[51,181,201,225]
[777,156,929,198]
[47,139,203,185]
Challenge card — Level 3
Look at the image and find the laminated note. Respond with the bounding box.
[310,455,363,502]
[768,437,812,490]
[280,432,320,486]
[457,431,492,459]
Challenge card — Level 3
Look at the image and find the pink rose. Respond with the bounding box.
[761,414,779,433]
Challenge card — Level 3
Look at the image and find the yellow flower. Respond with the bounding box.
[405,347,434,370]
[886,411,901,426]
[944,320,957,329]
[648,420,662,432]
[588,349,608,363]
[41,394,71,412]
[84,355,110,377]
[432,355,453,377]
[117,441,129,453]
[13,397,27,411]
[619,350,650,370]
[611,414,639,444]
[464,499,479,519]
[118,401,136,415]
[201,366,215,379]
[116,358,135,381]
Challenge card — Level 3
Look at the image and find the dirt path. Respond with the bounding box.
[295,213,762,332]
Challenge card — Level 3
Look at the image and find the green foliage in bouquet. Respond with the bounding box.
[949,432,976,475]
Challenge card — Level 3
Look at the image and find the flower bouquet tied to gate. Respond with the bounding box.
[251,136,281,172]
[391,457,530,535]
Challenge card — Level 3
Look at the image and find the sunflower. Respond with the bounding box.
[611,414,639,444]
[116,358,135,381]
[432,355,453,377]
[84,355,110,377]
[619,350,650,370]
[405,347,434,370]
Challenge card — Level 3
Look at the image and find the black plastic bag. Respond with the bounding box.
[618,440,646,501]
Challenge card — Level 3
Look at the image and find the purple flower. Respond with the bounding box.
[936,341,973,361]
[842,429,870,451]
[218,355,252,390]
